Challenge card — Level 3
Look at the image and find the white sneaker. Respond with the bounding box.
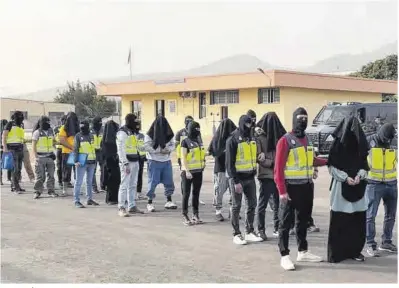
[164,201,177,209]
[281,255,295,271]
[199,199,205,205]
[147,203,155,212]
[233,234,247,245]
[296,251,322,262]
[245,232,264,243]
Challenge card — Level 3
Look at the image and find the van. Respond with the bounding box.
[306,102,398,157]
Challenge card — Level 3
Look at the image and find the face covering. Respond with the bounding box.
[80,121,90,135]
[377,123,396,144]
[13,111,24,126]
[40,117,51,131]
[185,116,194,129]
[92,117,102,132]
[125,114,137,131]
[238,115,252,138]
[188,121,201,139]
[292,107,308,138]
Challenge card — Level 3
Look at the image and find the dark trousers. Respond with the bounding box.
[10,150,24,190]
[104,156,120,203]
[278,183,314,256]
[181,171,203,215]
[61,153,72,184]
[56,148,62,184]
[137,158,145,193]
[229,178,257,236]
[258,178,279,232]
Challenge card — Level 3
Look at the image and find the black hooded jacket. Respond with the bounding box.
[225,115,256,183]
[211,118,237,173]
[101,120,119,158]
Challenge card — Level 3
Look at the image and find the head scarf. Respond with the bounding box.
[212,118,237,157]
[377,123,396,145]
[257,112,287,152]
[147,115,174,149]
[92,116,102,132]
[101,120,119,156]
[238,115,252,138]
[184,115,194,130]
[292,107,308,138]
[64,112,79,137]
[187,121,201,140]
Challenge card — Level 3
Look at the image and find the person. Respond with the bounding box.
[54,115,66,188]
[274,107,327,270]
[91,116,104,193]
[23,141,35,183]
[136,121,147,201]
[226,115,263,245]
[72,119,99,208]
[212,118,237,221]
[32,116,58,199]
[365,123,397,256]
[327,116,369,263]
[116,113,144,217]
[144,115,177,212]
[181,121,206,225]
[0,119,12,185]
[102,120,120,205]
[59,112,79,195]
[2,111,25,193]
[175,115,194,170]
[247,109,257,138]
[255,112,286,240]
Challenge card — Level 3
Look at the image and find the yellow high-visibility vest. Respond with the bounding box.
[55,132,62,149]
[368,147,397,182]
[92,134,103,150]
[6,125,24,145]
[137,133,146,156]
[235,139,257,173]
[36,130,54,154]
[79,139,96,161]
[176,130,188,159]
[284,133,314,182]
[184,138,206,172]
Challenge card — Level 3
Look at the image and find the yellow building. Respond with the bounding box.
[96,70,397,142]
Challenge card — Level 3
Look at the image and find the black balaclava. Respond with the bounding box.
[187,121,201,140]
[292,107,308,138]
[184,115,194,130]
[60,115,67,126]
[39,116,51,131]
[12,111,24,126]
[377,123,396,145]
[80,119,90,135]
[125,113,137,132]
[247,109,257,126]
[92,116,102,133]
[238,115,252,138]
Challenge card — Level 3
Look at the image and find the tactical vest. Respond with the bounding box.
[184,138,206,173]
[36,129,54,156]
[368,137,397,182]
[6,125,24,147]
[120,126,139,161]
[235,137,257,173]
[78,134,96,161]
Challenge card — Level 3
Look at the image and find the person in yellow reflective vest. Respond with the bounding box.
[365,123,397,256]
[72,119,99,208]
[54,115,66,188]
[226,115,263,245]
[180,121,206,225]
[2,111,25,193]
[91,116,104,193]
[135,121,147,201]
[32,116,58,199]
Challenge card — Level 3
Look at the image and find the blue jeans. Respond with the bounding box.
[366,182,397,247]
[73,163,96,203]
[146,160,174,200]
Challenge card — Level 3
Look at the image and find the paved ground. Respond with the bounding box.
[1,165,397,283]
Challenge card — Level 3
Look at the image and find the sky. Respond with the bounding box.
[0,0,397,96]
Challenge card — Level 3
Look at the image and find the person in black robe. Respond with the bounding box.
[102,120,120,205]
[327,116,370,263]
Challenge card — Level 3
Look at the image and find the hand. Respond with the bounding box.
[185,171,193,179]
[3,147,8,153]
[354,175,360,185]
[313,170,318,180]
[75,162,81,167]
[279,193,291,204]
[258,152,265,162]
[234,183,243,194]
[346,177,355,185]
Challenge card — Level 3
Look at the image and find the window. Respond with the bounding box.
[155,100,165,117]
[199,92,206,119]
[258,88,280,104]
[210,90,239,105]
[131,100,142,120]
[168,100,177,114]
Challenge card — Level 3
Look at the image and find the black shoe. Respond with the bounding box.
[192,214,204,224]
[128,206,144,214]
[107,201,118,205]
[258,230,268,241]
[353,253,365,262]
[93,189,99,194]
[183,214,193,226]
[67,183,74,188]
[33,192,41,199]
[86,199,99,206]
[75,202,85,208]
[379,243,397,252]
[0,180,3,185]
[215,213,225,222]
[308,225,320,233]
[16,188,26,193]
[48,192,59,198]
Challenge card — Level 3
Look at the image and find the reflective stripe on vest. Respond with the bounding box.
[176,132,187,159]
[6,126,24,144]
[92,134,103,150]
[235,140,257,173]
[79,141,96,161]
[368,147,397,182]
[185,139,206,172]
[126,134,138,155]
[37,130,54,154]
[284,133,314,181]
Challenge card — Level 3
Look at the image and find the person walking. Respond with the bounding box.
[144,115,177,212]
[54,115,66,188]
[91,116,104,193]
[226,115,263,245]
[32,116,58,199]
[274,107,327,270]
[255,112,286,240]
[327,116,369,263]
[365,123,397,256]
[2,111,25,193]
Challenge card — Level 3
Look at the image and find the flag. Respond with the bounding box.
[127,47,131,65]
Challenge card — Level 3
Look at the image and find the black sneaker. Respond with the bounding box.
[128,206,144,214]
[86,199,99,206]
[258,230,268,241]
[93,189,99,194]
[183,214,193,226]
[33,192,41,199]
[353,253,365,262]
[0,180,3,185]
[379,243,397,253]
[75,202,85,208]
[16,188,26,193]
[192,214,204,224]
[308,225,320,233]
[48,192,59,198]
[215,213,225,222]
[67,183,74,188]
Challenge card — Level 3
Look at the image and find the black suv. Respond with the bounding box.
[306,102,398,157]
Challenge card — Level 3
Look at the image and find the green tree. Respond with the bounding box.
[350,54,398,102]
[55,80,116,118]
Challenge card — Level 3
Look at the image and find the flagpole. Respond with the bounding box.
[129,46,133,80]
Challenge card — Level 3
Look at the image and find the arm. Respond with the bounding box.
[225,137,239,184]
[274,137,289,195]
[2,130,8,152]
[73,134,81,163]
[59,128,73,150]
[181,147,189,172]
[357,169,368,179]
[144,134,156,153]
[263,151,274,168]
[31,130,39,158]
[328,166,348,182]
[175,130,181,148]
[116,131,129,165]
[314,156,328,167]
[164,138,176,152]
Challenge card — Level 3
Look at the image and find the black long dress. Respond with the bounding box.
[104,153,120,204]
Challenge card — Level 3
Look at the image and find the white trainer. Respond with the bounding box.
[245,232,264,242]
[281,255,295,271]
[164,201,177,209]
[147,203,155,212]
[296,251,322,262]
[233,234,247,245]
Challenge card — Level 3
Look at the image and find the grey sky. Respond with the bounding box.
[0,0,397,96]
